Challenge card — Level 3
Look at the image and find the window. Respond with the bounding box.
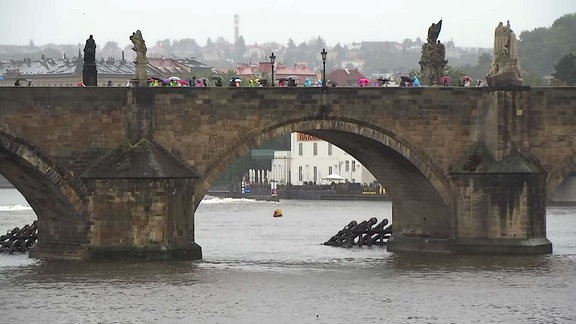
[313,167,317,183]
[329,166,333,175]
[328,143,333,155]
[345,161,350,172]
[352,161,356,172]
[298,166,303,181]
[299,143,303,156]
[313,143,318,156]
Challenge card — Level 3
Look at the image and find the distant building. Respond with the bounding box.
[0,53,213,87]
[236,62,317,85]
[270,132,377,186]
[325,68,368,87]
[0,50,162,86]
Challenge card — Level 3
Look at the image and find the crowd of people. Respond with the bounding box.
[69,75,485,88]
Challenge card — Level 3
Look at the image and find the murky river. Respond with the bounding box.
[1,188,575,323]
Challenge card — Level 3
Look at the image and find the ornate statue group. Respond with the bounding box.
[418,18,522,87]
[486,20,522,86]
[419,19,448,86]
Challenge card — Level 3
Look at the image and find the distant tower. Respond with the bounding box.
[234,14,239,42]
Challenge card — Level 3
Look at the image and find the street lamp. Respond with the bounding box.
[269,52,276,87]
[320,48,327,88]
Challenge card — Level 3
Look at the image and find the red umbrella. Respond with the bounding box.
[463,76,473,81]
[439,75,452,84]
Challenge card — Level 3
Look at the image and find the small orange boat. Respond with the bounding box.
[273,208,283,217]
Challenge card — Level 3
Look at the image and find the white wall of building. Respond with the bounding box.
[270,132,377,186]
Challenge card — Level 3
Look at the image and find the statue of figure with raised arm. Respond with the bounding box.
[486,20,522,86]
[427,19,442,45]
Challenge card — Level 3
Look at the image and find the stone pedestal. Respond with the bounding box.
[419,43,447,86]
[82,63,97,86]
[135,59,148,87]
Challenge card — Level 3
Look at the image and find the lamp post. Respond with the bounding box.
[320,48,327,88]
[269,52,276,87]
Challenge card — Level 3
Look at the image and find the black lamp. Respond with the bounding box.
[321,48,327,88]
[269,52,276,87]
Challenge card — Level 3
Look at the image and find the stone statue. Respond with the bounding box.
[486,20,522,86]
[82,35,97,86]
[130,30,148,87]
[130,30,147,61]
[419,19,448,86]
[427,20,442,44]
[83,35,96,64]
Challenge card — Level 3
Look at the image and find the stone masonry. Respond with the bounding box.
[1,86,575,260]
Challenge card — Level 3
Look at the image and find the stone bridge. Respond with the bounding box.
[0,86,575,260]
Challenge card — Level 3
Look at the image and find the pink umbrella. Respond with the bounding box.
[358,77,371,86]
[439,75,452,84]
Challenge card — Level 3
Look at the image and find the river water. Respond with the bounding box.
[0,188,575,323]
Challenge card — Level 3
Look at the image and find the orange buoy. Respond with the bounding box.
[273,208,283,217]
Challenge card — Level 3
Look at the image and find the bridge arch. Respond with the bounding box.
[195,117,456,238]
[0,131,91,249]
[546,153,576,201]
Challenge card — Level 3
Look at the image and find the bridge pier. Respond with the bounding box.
[77,139,202,261]
[451,171,552,254]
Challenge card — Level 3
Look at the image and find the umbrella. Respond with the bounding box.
[211,76,223,81]
[400,76,414,83]
[323,173,345,181]
[0,76,4,80]
[439,75,452,84]
[358,77,371,85]
[463,76,473,81]
[229,76,241,82]
[178,79,189,85]
[168,76,180,81]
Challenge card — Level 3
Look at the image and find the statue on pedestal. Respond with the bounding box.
[486,21,522,86]
[130,30,148,87]
[419,19,448,86]
[83,35,96,64]
[82,35,98,86]
[130,30,147,61]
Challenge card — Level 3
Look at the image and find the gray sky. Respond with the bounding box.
[2,0,575,48]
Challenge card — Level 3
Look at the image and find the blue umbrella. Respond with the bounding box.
[0,76,4,80]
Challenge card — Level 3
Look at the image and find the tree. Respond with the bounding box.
[552,53,576,85]
[519,14,576,76]
[233,36,246,63]
[100,41,121,59]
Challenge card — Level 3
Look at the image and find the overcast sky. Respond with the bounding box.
[2,0,575,49]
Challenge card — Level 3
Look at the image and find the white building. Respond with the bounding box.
[270,132,377,186]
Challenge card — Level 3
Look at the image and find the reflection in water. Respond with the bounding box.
[0,192,575,323]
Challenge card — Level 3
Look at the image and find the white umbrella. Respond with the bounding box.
[323,173,345,181]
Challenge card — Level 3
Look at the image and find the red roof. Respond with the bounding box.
[234,62,317,84]
[325,68,368,86]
